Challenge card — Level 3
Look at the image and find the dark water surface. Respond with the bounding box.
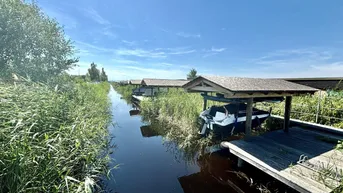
[104,87,295,193]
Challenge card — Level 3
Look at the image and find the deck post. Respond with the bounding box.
[284,96,292,132]
[203,92,208,110]
[245,98,253,137]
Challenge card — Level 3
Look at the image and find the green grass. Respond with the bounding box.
[259,93,343,128]
[0,80,112,193]
[139,88,226,160]
[111,84,135,101]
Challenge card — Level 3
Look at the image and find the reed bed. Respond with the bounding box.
[0,80,111,193]
[258,93,343,128]
[111,84,136,101]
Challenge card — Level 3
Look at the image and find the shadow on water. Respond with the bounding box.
[103,87,298,193]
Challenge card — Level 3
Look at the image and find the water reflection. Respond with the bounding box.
[106,89,296,193]
[140,125,161,138]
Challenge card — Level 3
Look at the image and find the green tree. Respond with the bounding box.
[100,68,108,82]
[187,68,198,80]
[0,0,78,81]
[87,62,100,81]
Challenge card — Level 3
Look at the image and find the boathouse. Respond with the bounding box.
[141,78,189,96]
[284,77,343,90]
[128,79,142,87]
[183,76,343,193]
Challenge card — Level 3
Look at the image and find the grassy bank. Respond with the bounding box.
[111,84,135,101]
[0,80,111,192]
[140,89,224,156]
[260,93,343,128]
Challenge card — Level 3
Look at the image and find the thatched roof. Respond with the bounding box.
[183,76,318,98]
[128,79,142,85]
[142,78,189,87]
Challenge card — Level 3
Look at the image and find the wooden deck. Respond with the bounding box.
[221,127,343,193]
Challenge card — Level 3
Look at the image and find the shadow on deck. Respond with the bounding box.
[221,127,343,193]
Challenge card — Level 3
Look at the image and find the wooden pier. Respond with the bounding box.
[182,76,343,192]
[221,127,343,193]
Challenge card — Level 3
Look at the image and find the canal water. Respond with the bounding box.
[104,87,296,193]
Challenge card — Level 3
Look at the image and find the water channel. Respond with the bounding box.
[104,87,297,193]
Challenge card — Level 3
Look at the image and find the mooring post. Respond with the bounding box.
[203,92,208,110]
[245,98,253,138]
[284,96,292,132]
[315,93,321,123]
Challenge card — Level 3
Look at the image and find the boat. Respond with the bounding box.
[199,103,271,137]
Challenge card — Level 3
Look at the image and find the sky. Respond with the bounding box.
[36,0,343,80]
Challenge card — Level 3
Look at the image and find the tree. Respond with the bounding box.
[87,63,100,82]
[100,68,108,82]
[0,0,78,81]
[187,68,198,80]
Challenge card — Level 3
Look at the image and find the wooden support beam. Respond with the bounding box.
[283,96,292,132]
[203,92,208,110]
[245,98,253,138]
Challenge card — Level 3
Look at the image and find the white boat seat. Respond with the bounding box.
[213,112,227,122]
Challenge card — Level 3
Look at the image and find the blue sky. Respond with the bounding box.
[37,0,343,80]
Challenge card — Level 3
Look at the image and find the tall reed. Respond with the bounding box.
[0,80,111,192]
[111,84,136,101]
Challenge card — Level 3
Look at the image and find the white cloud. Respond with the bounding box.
[111,58,138,64]
[75,41,114,53]
[115,48,166,58]
[169,49,196,55]
[211,47,226,52]
[117,65,186,79]
[176,32,201,38]
[121,40,136,46]
[114,47,196,58]
[202,47,226,58]
[230,48,343,78]
[67,61,91,75]
[102,30,117,39]
[83,7,110,25]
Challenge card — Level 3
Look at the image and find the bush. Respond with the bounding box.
[0,81,111,192]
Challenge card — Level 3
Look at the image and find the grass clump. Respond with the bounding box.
[0,80,112,193]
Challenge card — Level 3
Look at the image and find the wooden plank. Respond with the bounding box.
[266,129,335,152]
[305,151,343,172]
[260,131,332,157]
[272,115,343,136]
[227,140,290,170]
[221,141,312,193]
[292,127,343,142]
[247,136,303,164]
[245,98,253,137]
[281,165,336,192]
[284,96,292,132]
